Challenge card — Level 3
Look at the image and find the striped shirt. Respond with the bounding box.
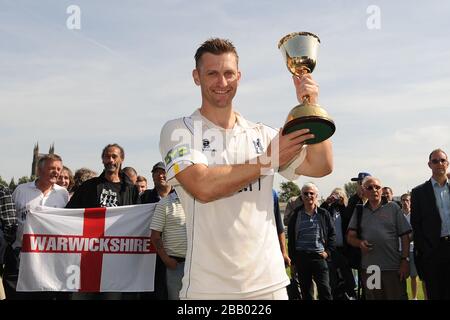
[150,192,187,258]
[295,210,324,253]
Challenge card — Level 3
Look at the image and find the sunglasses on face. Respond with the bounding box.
[365,185,382,191]
[303,192,315,196]
[431,158,448,165]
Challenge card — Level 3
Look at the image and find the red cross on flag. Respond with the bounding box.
[17,204,157,292]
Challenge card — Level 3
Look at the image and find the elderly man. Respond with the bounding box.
[287,182,335,300]
[4,154,68,299]
[411,149,450,299]
[347,176,411,300]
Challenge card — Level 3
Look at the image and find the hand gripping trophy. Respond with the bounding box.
[278,32,335,144]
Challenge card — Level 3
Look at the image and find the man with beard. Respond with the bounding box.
[67,143,140,208]
[66,144,140,300]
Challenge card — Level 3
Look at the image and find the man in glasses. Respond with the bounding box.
[347,176,411,300]
[411,149,450,299]
[287,183,336,300]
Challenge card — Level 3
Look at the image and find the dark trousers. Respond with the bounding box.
[424,239,450,300]
[329,247,356,299]
[295,251,332,300]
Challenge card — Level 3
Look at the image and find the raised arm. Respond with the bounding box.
[292,74,333,177]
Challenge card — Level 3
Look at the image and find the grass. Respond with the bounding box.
[406,277,426,300]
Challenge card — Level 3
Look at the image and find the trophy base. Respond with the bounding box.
[282,116,335,144]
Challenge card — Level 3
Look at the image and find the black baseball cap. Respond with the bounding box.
[151,161,165,173]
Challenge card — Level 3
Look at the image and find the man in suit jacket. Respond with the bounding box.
[411,148,450,299]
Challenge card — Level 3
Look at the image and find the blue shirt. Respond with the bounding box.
[295,209,324,253]
[431,177,450,237]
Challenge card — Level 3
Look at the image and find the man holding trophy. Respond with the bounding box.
[159,35,333,299]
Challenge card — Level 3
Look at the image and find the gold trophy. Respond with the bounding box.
[278,32,335,144]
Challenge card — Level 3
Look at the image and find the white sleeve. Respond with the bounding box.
[278,145,307,181]
[159,117,208,183]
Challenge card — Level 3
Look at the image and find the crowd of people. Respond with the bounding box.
[1,37,450,301]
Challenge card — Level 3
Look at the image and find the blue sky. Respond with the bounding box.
[1,0,449,198]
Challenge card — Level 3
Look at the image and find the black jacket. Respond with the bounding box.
[66,171,140,208]
[411,179,449,260]
[288,204,336,261]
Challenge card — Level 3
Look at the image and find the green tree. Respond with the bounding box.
[0,176,8,187]
[279,181,301,202]
[8,178,16,192]
[344,182,358,198]
[18,176,33,185]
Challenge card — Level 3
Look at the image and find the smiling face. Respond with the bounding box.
[152,168,167,188]
[193,52,241,110]
[39,160,63,186]
[57,168,71,189]
[301,185,318,210]
[102,147,123,174]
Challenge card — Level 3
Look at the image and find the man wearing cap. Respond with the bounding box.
[140,161,175,300]
[150,189,186,300]
[140,162,175,204]
[346,172,371,224]
[340,172,371,299]
[343,173,370,263]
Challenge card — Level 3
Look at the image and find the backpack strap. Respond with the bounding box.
[356,204,364,239]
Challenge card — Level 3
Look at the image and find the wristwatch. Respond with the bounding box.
[401,256,410,262]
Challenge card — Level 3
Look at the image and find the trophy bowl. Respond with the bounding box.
[278,32,335,144]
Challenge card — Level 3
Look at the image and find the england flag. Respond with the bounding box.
[17,204,157,292]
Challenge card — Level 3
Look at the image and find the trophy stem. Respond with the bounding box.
[296,67,311,104]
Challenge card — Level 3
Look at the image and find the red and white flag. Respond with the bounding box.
[17,204,157,292]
